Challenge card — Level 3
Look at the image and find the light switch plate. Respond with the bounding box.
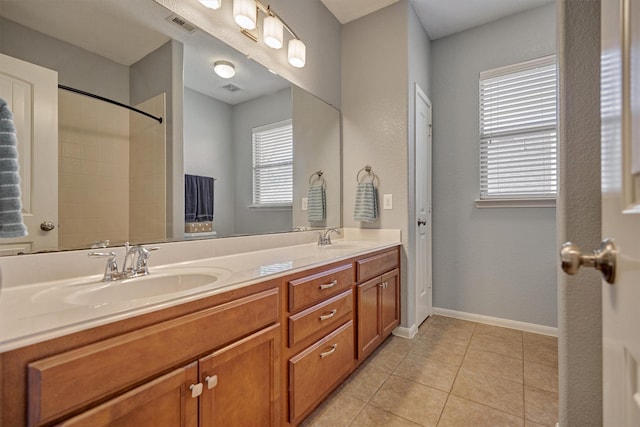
[383,194,393,210]
[302,197,308,211]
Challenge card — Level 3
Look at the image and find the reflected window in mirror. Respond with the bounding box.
[252,119,293,207]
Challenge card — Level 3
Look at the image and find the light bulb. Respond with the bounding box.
[233,0,256,30]
[288,39,306,68]
[263,16,283,49]
[198,0,221,9]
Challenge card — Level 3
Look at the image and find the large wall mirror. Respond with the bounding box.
[0,0,341,256]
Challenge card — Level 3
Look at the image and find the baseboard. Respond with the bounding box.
[393,324,419,339]
[433,307,558,337]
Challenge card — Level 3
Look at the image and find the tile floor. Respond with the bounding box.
[301,315,558,427]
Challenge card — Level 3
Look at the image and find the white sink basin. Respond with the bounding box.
[32,267,232,307]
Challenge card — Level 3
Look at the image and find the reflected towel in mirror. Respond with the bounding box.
[185,174,214,222]
[0,98,27,238]
[307,185,326,221]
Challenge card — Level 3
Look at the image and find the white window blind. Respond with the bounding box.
[252,119,293,206]
[479,55,558,200]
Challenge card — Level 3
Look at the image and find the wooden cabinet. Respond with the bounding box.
[356,249,400,362]
[25,288,280,427]
[283,263,356,425]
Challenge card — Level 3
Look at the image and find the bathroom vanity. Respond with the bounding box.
[0,237,400,426]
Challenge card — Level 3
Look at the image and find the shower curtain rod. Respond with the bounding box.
[58,85,163,124]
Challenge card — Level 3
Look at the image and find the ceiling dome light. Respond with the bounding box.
[213,60,236,78]
[233,0,256,30]
[198,0,221,9]
[288,39,306,68]
[263,16,283,49]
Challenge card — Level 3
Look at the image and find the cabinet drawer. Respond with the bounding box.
[288,290,353,347]
[288,321,354,422]
[27,288,279,426]
[288,264,353,312]
[356,248,399,283]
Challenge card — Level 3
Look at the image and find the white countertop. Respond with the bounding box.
[0,237,400,352]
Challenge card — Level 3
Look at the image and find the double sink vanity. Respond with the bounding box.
[0,230,401,426]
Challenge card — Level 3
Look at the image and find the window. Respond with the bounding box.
[252,119,293,206]
[478,56,558,206]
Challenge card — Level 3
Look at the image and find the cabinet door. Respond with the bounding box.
[199,325,280,427]
[59,362,199,427]
[357,276,382,360]
[380,269,400,337]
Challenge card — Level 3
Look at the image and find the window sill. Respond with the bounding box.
[248,204,292,211]
[474,198,556,208]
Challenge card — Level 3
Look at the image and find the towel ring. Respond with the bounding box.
[309,170,326,187]
[356,165,376,183]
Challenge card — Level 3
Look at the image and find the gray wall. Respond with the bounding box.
[183,87,235,237]
[557,1,602,424]
[431,3,558,327]
[342,1,411,325]
[0,18,129,103]
[233,88,293,235]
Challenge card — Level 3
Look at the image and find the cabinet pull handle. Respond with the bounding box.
[319,309,337,321]
[319,279,337,290]
[382,282,388,288]
[205,375,218,389]
[189,383,203,398]
[320,344,338,358]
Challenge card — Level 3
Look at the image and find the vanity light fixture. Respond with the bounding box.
[213,60,236,78]
[198,0,222,10]
[199,0,306,68]
[233,0,257,30]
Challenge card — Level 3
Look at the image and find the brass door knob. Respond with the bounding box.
[560,238,617,285]
[40,221,55,231]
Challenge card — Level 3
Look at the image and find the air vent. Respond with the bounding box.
[166,14,196,33]
[222,84,241,92]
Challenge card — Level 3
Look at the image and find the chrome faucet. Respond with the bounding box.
[318,228,341,246]
[89,242,158,281]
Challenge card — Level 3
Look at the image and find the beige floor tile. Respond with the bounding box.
[461,348,524,384]
[410,335,468,366]
[369,375,448,426]
[421,322,474,346]
[350,405,422,427]
[338,363,390,402]
[367,336,413,372]
[438,395,524,427]
[524,362,558,393]
[451,368,524,417]
[431,316,477,334]
[524,420,547,427]
[523,336,558,368]
[474,323,524,342]
[524,386,559,426]
[393,352,460,392]
[305,394,366,427]
[469,332,524,359]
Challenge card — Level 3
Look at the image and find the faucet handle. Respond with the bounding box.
[88,251,119,281]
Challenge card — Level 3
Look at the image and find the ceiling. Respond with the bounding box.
[320,0,554,40]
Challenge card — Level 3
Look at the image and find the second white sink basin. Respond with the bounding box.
[64,272,220,306]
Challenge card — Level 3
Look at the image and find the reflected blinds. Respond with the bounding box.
[479,55,558,199]
[252,119,293,205]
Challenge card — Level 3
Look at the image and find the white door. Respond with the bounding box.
[0,53,58,254]
[415,84,432,326]
[601,0,640,424]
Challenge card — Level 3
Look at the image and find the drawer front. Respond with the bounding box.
[356,248,399,283]
[288,290,353,348]
[288,321,355,423]
[28,288,279,426]
[288,264,353,312]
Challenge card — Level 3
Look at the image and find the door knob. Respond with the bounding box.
[417,219,427,226]
[40,221,55,231]
[560,238,617,285]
